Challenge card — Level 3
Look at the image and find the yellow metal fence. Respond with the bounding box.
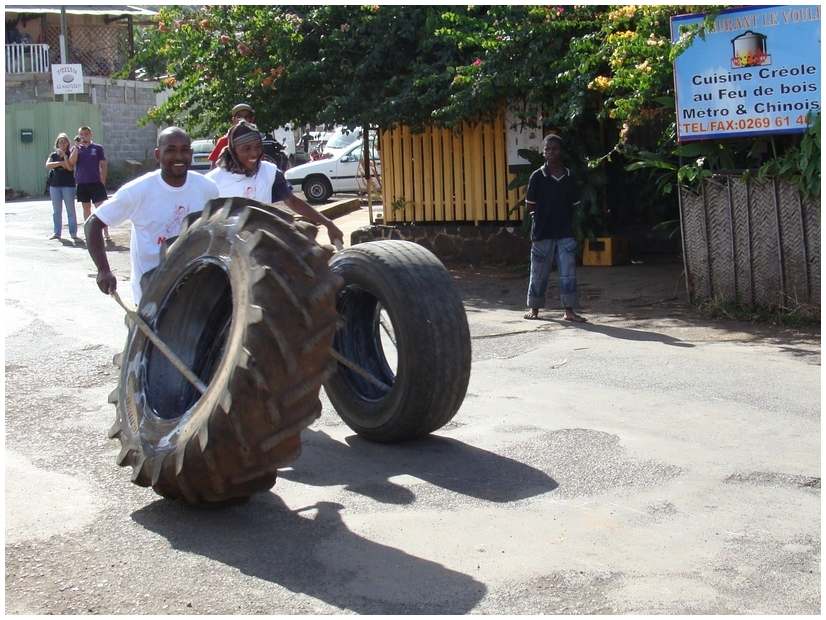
[379,113,525,224]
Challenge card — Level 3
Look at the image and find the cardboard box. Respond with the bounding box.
[582,236,629,266]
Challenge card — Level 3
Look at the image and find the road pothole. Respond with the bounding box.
[724,471,821,490]
[509,428,682,498]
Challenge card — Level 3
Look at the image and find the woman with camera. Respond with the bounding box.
[45,132,80,243]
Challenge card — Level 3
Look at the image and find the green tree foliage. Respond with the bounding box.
[129,5,697,138]
[129,5,818,206]
[126,5,473,136]
[758,114,820,198]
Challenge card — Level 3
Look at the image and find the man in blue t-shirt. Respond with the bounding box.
[69,125,113,245]
[524,133,587,322]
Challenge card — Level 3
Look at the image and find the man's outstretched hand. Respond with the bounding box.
[326,221,344,246]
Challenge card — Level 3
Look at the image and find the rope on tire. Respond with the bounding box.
[329,348,392,392]
[110,291,208,395]
[112,286,392,398]
[325,239,395,392]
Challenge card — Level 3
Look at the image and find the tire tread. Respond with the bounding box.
[108,198,340,504]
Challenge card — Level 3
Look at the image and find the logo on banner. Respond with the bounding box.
[731,31,772,68]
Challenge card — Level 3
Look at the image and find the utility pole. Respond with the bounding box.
[363,125,373,225]
[127,15,135,80]
[59,6,68,102]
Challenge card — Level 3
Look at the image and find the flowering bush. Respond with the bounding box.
[127,5,816,230]
[129,5,704,146]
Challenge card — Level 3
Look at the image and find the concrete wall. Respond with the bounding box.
[352,223,531,265]
[6,74,159,164]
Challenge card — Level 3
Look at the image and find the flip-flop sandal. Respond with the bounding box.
[524,312,540,320]
[563,314,588,323]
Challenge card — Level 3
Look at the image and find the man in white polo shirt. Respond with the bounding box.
[85,127,220,304]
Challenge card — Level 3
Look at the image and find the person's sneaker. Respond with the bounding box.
[48,234,61,240]
[71,236,83,245]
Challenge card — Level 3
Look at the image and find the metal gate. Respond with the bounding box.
[5,102,103,197]
[679,175,820,308]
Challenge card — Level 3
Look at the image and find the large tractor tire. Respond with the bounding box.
[324,241,471,442]
[108,197,341,504]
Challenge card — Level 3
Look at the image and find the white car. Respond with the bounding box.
[321,127,362,158]
[190,138,215,171]
[286,139,379,203]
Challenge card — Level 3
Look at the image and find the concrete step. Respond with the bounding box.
[318,197,362,220]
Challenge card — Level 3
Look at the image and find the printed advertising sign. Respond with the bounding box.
[51,64,84,95]
[671,5,820,142]
[505,108,543,167]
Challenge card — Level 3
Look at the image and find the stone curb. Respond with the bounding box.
[318,197,363,220]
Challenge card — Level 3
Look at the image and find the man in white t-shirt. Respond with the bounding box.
[85,127,220,304]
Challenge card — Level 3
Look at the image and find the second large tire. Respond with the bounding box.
[108,197,342,504]
[324,241,471,442]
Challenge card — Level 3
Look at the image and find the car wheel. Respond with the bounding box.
[303,176,332,204]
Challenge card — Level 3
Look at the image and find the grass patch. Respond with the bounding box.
[697,295,820,329]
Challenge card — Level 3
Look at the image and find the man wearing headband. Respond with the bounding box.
[524,133,587,322]
[207,121,344,245]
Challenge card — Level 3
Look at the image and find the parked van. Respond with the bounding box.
[286,138,379,203]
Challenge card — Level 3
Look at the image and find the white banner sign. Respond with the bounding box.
[505,108,543,167]
[51,64,84,94]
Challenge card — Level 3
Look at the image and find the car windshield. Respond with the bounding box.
[191,140,214,154]
[345,140,379,161]
[326,130,360,149]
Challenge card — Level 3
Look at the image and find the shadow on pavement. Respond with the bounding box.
[132,494,486,613]
[279,429,558,504]
[104,242,129,253]
[552,319,695,347]
[449,262,820,355]
[776,344,821,362]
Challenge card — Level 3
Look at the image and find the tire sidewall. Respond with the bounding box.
[117,210,255,459]
[325,252,410,433]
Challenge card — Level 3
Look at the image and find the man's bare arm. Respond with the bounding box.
[283,193,344,244]
[85,215,117,294]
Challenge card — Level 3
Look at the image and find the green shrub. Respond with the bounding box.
[106,160,157,192]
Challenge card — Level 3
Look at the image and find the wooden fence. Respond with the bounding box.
[379,113,525,224]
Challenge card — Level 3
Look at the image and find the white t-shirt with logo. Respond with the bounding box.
[206,160,291,203]
[94,170,220,304]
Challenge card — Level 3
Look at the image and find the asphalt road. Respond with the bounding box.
[5,198,820,614]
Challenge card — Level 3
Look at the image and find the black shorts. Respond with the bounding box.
[76,182,107,204]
